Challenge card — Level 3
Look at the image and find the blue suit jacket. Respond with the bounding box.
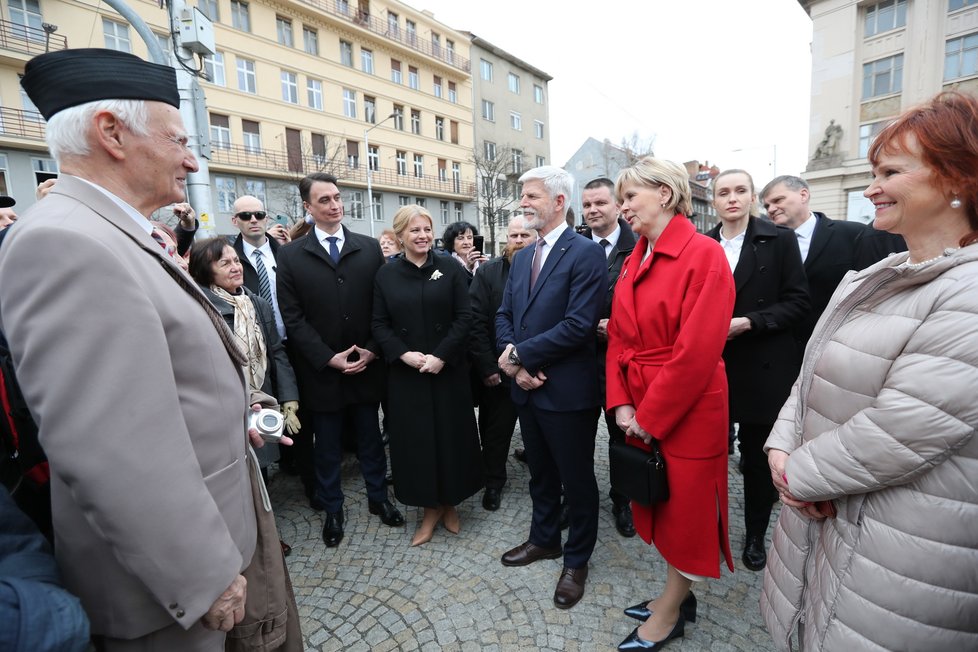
[495,226,606,411]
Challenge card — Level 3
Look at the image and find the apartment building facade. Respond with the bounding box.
[799,0,978,222]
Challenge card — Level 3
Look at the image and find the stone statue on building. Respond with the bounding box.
[813,119,843,159]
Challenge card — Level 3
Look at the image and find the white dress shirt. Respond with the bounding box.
[242,238,285,340]
[592,223,621,259]
[315,225,345,255]
[794,212,817,263]
[719,228,746,273]
[536,223,569,270]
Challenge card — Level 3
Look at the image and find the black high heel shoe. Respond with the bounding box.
[623,591,696,622]
[617,613,685,650]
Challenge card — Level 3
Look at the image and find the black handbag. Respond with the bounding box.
[609,439,669,505]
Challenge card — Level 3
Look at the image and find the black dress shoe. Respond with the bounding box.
[612,502,636,538]
[280,540,292,557]
[617,614,685,650]
[559,501,570,531]
[368,499,405,527]
[322,511,344,547]
[553,566,587,609]
[624,592,697,622]
[482,487,501,511]
[742,534,767,571]
[500,541,562,567]
[513,448,527,464]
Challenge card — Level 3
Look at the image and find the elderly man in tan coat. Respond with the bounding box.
[0,49,259,651]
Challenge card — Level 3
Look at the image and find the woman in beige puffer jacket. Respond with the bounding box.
[760,92,978,652]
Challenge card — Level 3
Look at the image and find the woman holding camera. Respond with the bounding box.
[442,220,486,278]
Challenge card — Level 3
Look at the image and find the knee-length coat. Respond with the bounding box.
[372,252,483,506]
[606,216,736,577]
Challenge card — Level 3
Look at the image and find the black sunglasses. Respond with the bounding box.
[235,211,267,221]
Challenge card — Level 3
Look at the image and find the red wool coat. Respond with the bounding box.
[606,216,736,577]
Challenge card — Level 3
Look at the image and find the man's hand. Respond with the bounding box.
[596,318,609,340]
[399,351,427,370]
[514,367,546,391]
[727,317,752,340]
[483,372,502,387]
[281,401,301,435]
[352,345,376,365]
[498,343,520,378]
[267,223,291,246]
[172,202,196,230]
[419,354,445,374]
[247,403,294,448]
[201,574,247,632]
[328,345,368,374]
[35,178,57,200]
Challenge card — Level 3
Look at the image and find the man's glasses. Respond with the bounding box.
[235,211,267,221]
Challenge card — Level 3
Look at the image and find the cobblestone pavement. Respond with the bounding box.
[268,418,779,652]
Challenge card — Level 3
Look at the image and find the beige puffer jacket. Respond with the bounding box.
[760,247,978,652]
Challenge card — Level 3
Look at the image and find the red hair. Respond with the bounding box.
[867,91,978,246]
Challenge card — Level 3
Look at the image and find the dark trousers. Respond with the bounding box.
[478,383,519,490]
[518,404,599,569]
[312,403,389,512]
[738,421,778,538]
[603,408,629,506]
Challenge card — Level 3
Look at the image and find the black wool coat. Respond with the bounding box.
[275,226,386,411]
[707,217,810,424]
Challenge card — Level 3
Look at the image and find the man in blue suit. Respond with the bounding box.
[495,166,606,610]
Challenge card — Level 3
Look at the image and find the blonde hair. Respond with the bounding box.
[391,205,433,239]
[615,157,693,216]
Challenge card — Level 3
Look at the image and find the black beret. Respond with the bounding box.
[20,48,180,121]
[0,196,14,208]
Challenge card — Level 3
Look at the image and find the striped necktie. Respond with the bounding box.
[253,249,274,306]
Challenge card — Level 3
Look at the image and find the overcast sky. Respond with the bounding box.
[405,0,815,189]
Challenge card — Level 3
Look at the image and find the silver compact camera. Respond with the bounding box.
[249,408,284,443]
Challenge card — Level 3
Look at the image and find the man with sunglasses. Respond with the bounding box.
[231,196,285,341]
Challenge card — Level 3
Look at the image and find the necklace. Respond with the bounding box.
[905,247,959,269]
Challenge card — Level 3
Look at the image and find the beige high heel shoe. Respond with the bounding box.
[411,506,444,546]
[442,505,460,534]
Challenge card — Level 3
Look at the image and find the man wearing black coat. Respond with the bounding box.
[581,178,637,538]
[276,173,403,548]
[708,170,810,571]
[230,195,285,340]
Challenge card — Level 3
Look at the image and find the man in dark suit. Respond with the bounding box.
[230,195,285,341]
[708,170,810,572]
[581,177,637,538]
[761,175,871,350]
[276,173,404,548]
[496,166,606,610]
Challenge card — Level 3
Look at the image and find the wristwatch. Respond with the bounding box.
[508,346,521,366]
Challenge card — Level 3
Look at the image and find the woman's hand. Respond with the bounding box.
[399,351,427,370]
[419,354,445,374]
[614,405,637,433]
[465,248,484,269]
[769,448,827,517]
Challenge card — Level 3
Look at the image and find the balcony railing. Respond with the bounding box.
[0,19,68,57]
[293,0,470,73]
[210,144,476,198]
[0,106,46,141]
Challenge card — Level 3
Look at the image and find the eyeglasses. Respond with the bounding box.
[235,211,267,221]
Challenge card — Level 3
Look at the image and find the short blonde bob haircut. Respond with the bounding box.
[615,156,693,216]
[391,204,434,240]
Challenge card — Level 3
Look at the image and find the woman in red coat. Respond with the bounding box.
[607,157,735,650]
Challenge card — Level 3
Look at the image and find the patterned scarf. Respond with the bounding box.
[211,286,267,392]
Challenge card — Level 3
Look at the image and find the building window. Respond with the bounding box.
[387,12,399,36]
[336,0,349,13]
[0,155,8,196]
[536,155,546,167]
[406,19,416,44]
[862,54,903,98]
[281,71,298,103]
[368,145,379,171]
[391,59,402,84]
[156,32,172,56]
[482,100,495,122]
[18,76,42,121]
[413,154,424,178]
[365,96,376,123]
[9,0,43,42]
[452,162,461,193]
[438,158,447,181]
[103,18,131,52]
[396,151,407,175]
[450,120,459,144]
[431,32,441,56]
[216,176,237,212]
[448,81,457,103]
[534,84,544,104]
[512,149,523,175]
[454,202,463,220]
[311,133,327,165]
[242,120,261,153]
[408,66,419,90]
[858,121,888,157]
[484,141,496,161]
[198,0,219,21]
[237,57,257,93]
[348,190,363,220]
[307,78,323,110]
[209,113,231,150]
[346,140,359,168]
[204,51,226,85]
[440,201,450,224]
[944,33,978,80]
[949,0,977,11]
[340,40,353,66]
[446,40,455,63]
[276,16,293,47]
[343,88,357,118]
[480,59,493,81]
[411,109,421,135]
[303,26,318,55]
[435,116,445,141]
[361,48,374,73]
[390,104,404,130]
[399,195,410,206]
[415,197,426,208]
[244,179,266,206]
[230,0,249,31]
[534,121,545,139]
[508,72,520,94]
[433,75,443,98]
[510,112,522,131]
[864,0,906,38]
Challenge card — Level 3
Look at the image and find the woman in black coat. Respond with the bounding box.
[372,206,483,546]
[706,170,810,573]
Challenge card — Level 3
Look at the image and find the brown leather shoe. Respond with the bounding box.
[554,566,588,609]
[500,541,562,567]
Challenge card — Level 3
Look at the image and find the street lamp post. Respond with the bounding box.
[365,112,397,238]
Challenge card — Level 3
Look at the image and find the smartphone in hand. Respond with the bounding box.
[473,235,485,257]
